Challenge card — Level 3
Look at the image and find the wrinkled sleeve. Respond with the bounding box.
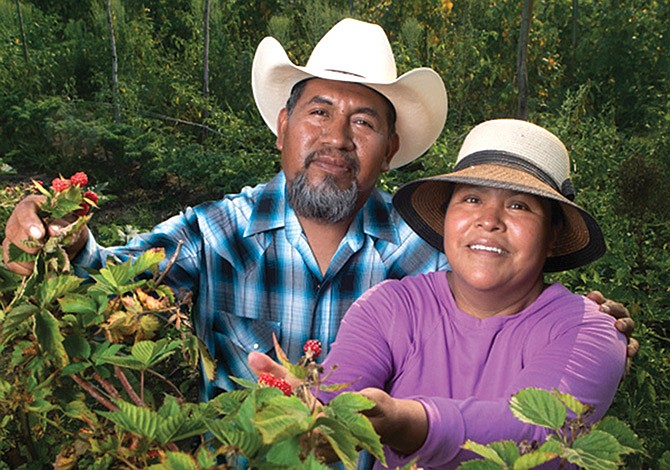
[410,303,627,468]
[73,208,203,295]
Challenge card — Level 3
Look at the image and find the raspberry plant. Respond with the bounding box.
[0,176,394,469]
[459,388,643,469]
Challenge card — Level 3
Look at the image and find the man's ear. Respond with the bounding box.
[381,132,400,172]
[276,108,288,151]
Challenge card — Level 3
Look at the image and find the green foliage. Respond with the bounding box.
[461,388,643,469]
[0,0,669,466]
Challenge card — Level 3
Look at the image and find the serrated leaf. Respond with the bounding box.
[8,242,38,264]
[462,440,507,465]
[593,416,644,454]
[315,416,358,470]
[99,401,159,439]
[96,353,145,370]
[1,303,38,342]
[252,395,313,443]
[457,460,502,469]
[552,389,590,416]
[325,393,385,464]
[59,293,100,315]
[61,362,89,375]
[229,375,258,390]
[160,451,198,470]
[64,399,99,426]
[209,389,250,415]
[264,436,303,466]
[63,333,91,359]
[509,388,566,430]
[207,420,263,457]
[35,309,68,367]
[566,430,623,470]
[513,451,558,469]
[36,274,82,307]
[488,440,521,465]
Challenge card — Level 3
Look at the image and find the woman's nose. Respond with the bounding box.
[476,204,504,231]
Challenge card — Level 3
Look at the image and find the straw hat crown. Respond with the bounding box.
[392,119,606,272]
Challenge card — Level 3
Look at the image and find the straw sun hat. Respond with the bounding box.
[251,18,448,169]
[392,119,606,272]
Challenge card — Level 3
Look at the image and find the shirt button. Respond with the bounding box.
[253,343,259,350]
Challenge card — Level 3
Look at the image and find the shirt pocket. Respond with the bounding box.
[212,310,281,356]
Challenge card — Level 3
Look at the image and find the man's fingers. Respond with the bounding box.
[247,351,304,389]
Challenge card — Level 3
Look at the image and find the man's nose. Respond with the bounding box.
[322,115,354,150]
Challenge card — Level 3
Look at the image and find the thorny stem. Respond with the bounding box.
[146,368,185,400]
[70,374,119,411]
[17,409,38,461]
[114,366,145,407]
[155,240,184,287]
[93,372,122,400]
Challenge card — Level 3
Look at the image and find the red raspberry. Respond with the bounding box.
[75,202,90,217]
[51,177,71,192]
[70,171,88,187]
[83,190,99,204]
[258,373,293,396]
[303,339,322,359]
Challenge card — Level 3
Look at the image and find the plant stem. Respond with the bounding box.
[70,374,119,411]
[114,366,145,407]
[93,372,123,399]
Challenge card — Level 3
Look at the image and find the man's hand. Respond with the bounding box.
[358,388,428,456]
[247,351,302,390]
[587,291,640,375]
[2,195,89,275]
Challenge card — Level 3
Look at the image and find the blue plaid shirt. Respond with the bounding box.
[76,172,447,399]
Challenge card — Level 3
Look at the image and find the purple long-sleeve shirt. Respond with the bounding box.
[320,271,627,469]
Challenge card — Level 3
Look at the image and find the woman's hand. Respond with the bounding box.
[358,388,428,456]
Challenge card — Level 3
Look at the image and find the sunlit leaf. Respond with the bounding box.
[253,395,313,443]
[315,416,358,470]
[36,274,82,308]
[552,389,590,416]
[462,440,507,465]
[566,430,623,470]
[594,417,644,454]
[509,388,565,430]
[513,451,558,469]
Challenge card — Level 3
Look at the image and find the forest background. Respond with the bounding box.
[0,0,668,467]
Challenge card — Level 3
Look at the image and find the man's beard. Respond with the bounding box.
[287,152,360,224]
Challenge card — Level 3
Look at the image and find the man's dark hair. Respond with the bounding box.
[285,78,397,134]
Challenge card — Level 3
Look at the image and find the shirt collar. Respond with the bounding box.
[245,171,400,245]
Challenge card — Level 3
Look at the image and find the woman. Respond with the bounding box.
[315,119,627,468]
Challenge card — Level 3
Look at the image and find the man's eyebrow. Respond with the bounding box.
[306,96,382,119]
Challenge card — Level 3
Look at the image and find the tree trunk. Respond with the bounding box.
[202,0,211,141]
[106,0,121,123]
[15,0,29,66]
[516,0,534,120]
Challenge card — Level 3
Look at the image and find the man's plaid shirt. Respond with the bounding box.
[76,172,447,399]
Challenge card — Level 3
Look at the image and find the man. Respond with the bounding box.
[2,19,635,401]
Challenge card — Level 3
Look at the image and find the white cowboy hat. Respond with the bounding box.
[392,119,606,272]
[252,18,448,169]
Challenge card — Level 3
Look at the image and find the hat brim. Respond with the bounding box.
[252,37,448,169]
[392,164,606,272]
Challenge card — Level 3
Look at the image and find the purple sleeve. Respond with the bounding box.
[318,280,402,402]
[414,298,627,468]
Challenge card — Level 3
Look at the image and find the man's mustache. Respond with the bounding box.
[304,148,360,175]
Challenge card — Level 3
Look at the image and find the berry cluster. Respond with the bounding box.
[303,339,322,359]
[43,171,99,217]
[258,373,293,396]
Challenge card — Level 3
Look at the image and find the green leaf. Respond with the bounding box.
[264,436,303,467]
[513,451,558,469]
[158,451,197,470]
[63,333,91,359]
[206,420,263,457]
[252,395,313,443]
[457,460,503,470]
[7,242,38,264]
[36,274,82,308]
[488,440,521,466]
[552,389,590,416]
[462,440,508,465]
[64,399,99,426]
[99,401,159,439]
[1,303,38,342]
[326,393,385,464]
[593,416,644,454]
[34,308,68,367]
[315,415,359,470]
[509,388,566,430]
[565,430,624,470]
